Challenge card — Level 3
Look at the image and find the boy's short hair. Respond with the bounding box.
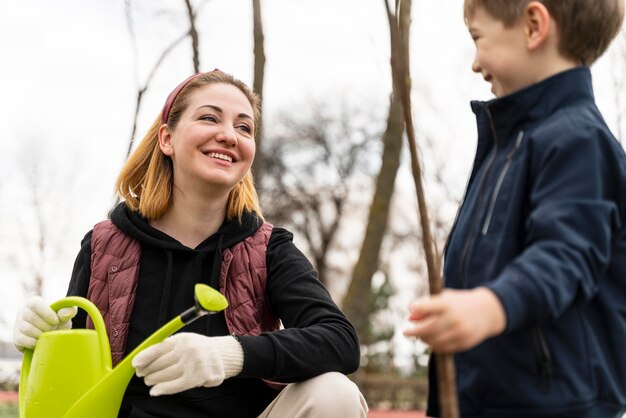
[464,0,625,65]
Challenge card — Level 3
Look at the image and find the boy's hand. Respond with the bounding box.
[403,288,506,353]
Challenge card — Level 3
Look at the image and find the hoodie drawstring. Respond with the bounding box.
[157,250,174,327]
[210,233,224,290]
[207,232,225,335]
[155,233,224,331]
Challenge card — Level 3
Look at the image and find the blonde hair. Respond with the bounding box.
[464,0,625,65]
[116,70,263,221]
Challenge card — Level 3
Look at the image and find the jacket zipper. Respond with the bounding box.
[481,131,524,235]
[459,108,498,288]
[531,328,553,391]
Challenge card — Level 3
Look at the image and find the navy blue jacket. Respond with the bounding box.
[428,68,626,418]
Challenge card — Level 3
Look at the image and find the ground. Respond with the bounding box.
[3,391,428,418]
[368,410,426,418]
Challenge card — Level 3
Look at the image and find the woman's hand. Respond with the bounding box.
[13,296,77,352]
[403,287,507,353]
[132,333,244,396]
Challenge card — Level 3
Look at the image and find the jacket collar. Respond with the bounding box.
[470,66,595,145]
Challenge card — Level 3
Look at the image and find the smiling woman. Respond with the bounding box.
[154,82,258,238]
[117,70,262,225]
[12,70,369,418]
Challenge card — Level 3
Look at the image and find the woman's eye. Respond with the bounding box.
[237,124,252,134]
[200,115,218,123]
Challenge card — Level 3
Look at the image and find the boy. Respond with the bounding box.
[404,1,626,417]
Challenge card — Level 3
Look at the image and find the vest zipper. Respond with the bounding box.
[481,131,524,236]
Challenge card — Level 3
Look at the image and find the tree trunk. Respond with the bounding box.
[342,0,407,340]
[342,94,403,340]
[184,0,200,73]
[251,0,267,185]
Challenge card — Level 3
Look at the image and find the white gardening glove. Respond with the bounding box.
[12,296,78,352]
[132,333,244,396]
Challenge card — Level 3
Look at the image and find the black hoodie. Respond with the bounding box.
[67,203,360,418]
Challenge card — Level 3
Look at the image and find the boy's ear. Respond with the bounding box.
[158,124,174,156]
[523,1,551,51]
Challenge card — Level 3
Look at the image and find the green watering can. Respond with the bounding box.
[19,284,228,418]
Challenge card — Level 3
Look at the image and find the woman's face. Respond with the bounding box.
[159,83,256,195]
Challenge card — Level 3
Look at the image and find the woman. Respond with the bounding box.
[13,70,368,417]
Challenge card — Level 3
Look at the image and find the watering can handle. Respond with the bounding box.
[49,297,113,371]
[18,297,113,418]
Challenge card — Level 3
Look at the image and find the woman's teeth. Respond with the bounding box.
[206,152,233,162]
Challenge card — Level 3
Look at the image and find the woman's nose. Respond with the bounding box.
[216,125,238,146]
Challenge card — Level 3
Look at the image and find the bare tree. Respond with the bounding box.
[114,1,208,208]
[184,0,201,73]
[251,0,267,184]
[7,136,77,298]
[261,103,381,287]
[122,0,208,163]
[341,0,407,342]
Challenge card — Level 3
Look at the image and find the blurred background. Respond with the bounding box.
[0,0,624,415]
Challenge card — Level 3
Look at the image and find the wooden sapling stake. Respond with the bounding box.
[386,0,460,416]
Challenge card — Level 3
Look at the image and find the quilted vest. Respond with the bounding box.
[87,219,280,366]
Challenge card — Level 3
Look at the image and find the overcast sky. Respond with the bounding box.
[0,0,624,354]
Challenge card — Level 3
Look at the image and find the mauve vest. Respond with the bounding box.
[86,219,280,366]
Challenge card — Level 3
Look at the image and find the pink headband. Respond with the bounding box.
[160,69,220,124]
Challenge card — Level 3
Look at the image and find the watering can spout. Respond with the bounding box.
[19,284,228,418]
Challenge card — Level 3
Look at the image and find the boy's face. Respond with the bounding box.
[467,6,533,97]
